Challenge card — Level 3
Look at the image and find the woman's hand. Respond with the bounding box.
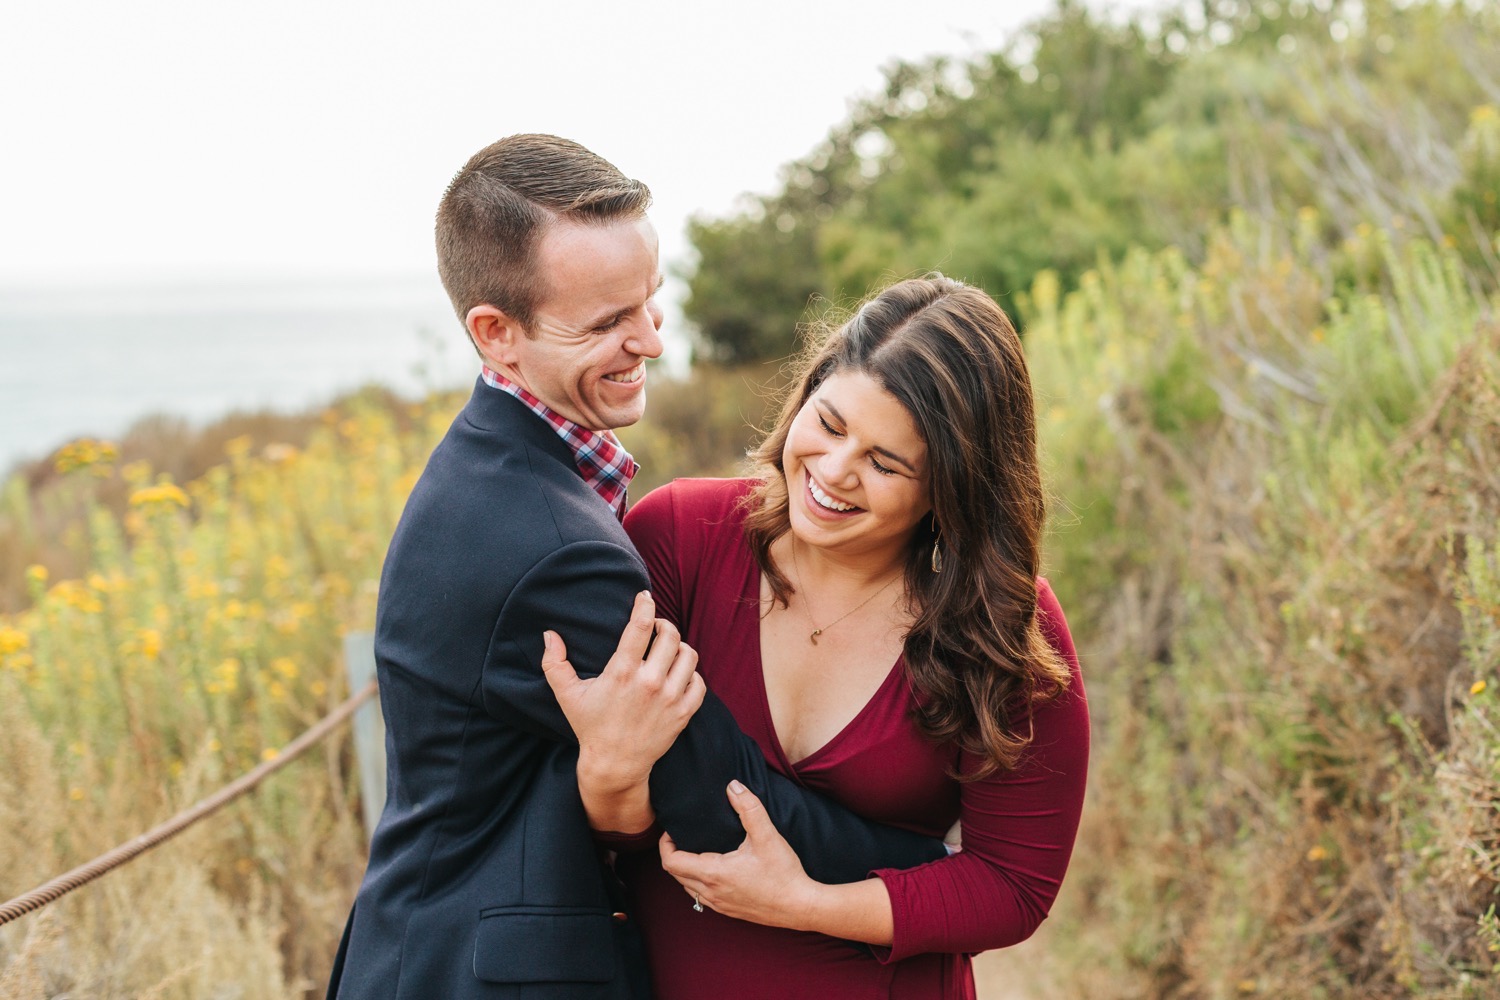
[662,780,898,944]
[542,591,706,832]
[659,780,820,929]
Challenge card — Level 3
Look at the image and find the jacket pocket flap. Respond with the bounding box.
[472,908,615,984]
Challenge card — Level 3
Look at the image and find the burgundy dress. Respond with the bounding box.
[618,478,1089,1000]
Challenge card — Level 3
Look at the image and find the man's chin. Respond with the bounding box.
[598,398,647,431]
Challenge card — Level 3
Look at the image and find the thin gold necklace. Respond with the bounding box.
[789,542,901,645]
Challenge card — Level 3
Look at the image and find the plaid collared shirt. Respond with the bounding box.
[480,367,639,519]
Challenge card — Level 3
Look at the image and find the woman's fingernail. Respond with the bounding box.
[728,779,746,794]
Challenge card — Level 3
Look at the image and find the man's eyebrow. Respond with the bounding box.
[820,400,920,474]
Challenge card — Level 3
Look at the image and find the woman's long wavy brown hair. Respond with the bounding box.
[743,275,1069,778]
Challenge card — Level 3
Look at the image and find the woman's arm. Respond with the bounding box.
[869,581,1089,957]
[660,683,1088,949]
[660,581,1090,953]
[658,779,897,944]
[610,480,951,880]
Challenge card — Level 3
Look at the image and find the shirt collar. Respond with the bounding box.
[480,367,639,518]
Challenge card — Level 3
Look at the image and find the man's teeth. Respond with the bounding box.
[809,479,857,512]
[604,365,644,384]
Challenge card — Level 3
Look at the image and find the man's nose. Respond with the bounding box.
[625,306,665,359]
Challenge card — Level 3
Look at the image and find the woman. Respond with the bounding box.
[584,275,1088,998]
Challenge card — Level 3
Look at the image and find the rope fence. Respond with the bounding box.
[0,678,379,928]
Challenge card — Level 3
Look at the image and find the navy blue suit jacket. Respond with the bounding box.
[327,379,945,999]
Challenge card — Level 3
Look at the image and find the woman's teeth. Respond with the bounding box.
[809,478,857,512]
[603,364,644,384]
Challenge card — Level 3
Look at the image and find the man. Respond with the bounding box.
[326,135,945,1000]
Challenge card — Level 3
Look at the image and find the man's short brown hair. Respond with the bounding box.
[435,134,652,332]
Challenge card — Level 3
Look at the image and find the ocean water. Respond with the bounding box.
[0,274,689,476]
[0,274,476,474]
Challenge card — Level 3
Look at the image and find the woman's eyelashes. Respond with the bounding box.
[817,413,898,476]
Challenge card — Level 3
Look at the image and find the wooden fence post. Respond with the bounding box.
[342,631,386,841]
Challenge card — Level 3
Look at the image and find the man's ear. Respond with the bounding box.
[466,304,526,368]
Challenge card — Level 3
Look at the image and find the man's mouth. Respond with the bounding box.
[808,474,859,513]
[603,363,645,384]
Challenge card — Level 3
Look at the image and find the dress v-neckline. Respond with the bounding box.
[749,567,906,772]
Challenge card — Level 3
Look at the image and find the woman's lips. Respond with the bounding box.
[803,471,861,518]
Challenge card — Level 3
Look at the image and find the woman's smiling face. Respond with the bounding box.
[782,371,932,558]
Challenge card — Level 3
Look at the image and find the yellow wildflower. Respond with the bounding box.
[215,658,241,694]
[0,625,29,657]
[69,787,85,801]
[129,482,191,510]
[186,576,221,601]
[50,581,103,614]
[310,680,328,698]
[1471,679,1488,696]
[137,629,163,660]
[261,748,280,762]
[271,657,298,680]
[25,564,48,586]
[1306,845,1329,862]
[224,435,255,459]
[268,681,289,702]
[54,438,119,475]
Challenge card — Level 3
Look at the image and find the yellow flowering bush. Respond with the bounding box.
[0,390,462,994]
[53,438,119,476]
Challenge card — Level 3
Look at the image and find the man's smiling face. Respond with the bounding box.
[481,215,664,431]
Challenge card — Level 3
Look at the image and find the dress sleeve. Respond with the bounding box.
[624,482,951,884]
[872,580,1090,960]
[621,481,684,625]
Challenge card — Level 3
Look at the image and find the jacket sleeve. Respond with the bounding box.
[485,539,947,885]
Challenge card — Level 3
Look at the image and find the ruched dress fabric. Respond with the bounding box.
[617,478,1090,1000]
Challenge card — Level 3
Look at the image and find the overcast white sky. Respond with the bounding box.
[0,0,1088,289]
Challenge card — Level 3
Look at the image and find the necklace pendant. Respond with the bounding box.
[809,629,822,644]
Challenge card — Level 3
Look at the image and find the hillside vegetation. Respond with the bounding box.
[2,0,1499,996]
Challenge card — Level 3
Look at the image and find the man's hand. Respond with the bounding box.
[542,590,705,832]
